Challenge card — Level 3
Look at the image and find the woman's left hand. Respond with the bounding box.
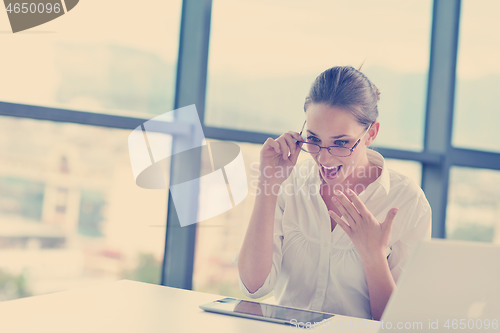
[328,188,398,264]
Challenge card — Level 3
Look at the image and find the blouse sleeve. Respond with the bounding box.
[239,188,285,299]
[387,194,432,283]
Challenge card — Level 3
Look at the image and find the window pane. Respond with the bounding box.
[0,117,168,300]
[384,158,421,187]
[192,141,260,298]
[446,167,500,243]
[453,0,500,153]
[206,0,431,151]
[0,0,181,118]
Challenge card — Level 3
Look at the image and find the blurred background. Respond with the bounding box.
[0,0,499,301]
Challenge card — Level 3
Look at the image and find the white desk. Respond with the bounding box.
[0,280,379,332]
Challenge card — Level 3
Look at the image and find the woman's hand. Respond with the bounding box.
[328,188,398,264]
[259,131,303,186]
[329,189,398,321]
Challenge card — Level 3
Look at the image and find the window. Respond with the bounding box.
[0,117,169,300]
[453,0,500,153]
[385,158,421,187]
[446,167,500,243]
[0,0,181,300]
[206,0,431,151]
[192,141,260,298]
[2,0,499,302]
[0,0,181,118]
[198,0,432,296]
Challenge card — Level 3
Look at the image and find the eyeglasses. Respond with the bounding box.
[296,121,372,157]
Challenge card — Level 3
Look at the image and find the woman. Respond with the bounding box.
[238,66,431,321]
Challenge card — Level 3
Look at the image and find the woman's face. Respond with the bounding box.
[304,103,377,187]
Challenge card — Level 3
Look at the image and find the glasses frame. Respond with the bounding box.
[296,120,373,157]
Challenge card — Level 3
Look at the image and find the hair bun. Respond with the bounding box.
[304,65,379,123]
[373,84,381,101]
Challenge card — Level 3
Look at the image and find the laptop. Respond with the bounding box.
[379,239,500,332]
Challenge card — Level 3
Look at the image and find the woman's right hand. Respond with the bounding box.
[259,131,303,185]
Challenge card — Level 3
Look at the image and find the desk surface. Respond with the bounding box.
[0,280,379,333]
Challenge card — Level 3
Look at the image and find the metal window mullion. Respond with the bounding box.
[161,0,212,289]
[0,101,148,130]
[422,0,461,239]
[449,147,500,170]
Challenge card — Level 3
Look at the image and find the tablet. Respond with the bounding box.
[199,297,335,327]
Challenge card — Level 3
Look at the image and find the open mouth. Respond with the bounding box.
[321,164,342,180]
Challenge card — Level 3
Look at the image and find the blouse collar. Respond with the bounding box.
[366,149,391,196]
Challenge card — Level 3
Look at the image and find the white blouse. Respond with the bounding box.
[239,149,432,319]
